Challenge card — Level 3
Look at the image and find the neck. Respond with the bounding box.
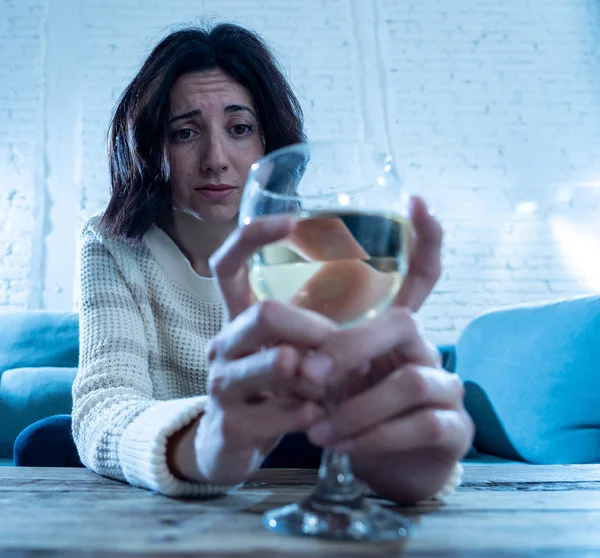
[163,211,237,277]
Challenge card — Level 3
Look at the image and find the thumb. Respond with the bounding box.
[209,216,296,322]
[394,196,443,312]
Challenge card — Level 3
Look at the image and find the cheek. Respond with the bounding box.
[168,146,195,186]
[234,144,265,183]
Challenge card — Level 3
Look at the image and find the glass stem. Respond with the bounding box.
[310,448,364,506]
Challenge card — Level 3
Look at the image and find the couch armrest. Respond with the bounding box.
[0,312,79,377]
[437,344,456,373]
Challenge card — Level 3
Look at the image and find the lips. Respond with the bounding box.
[195,183,237,199]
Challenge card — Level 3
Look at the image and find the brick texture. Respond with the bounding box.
[377,0,600,340]
[0,0,47,309]
[1,0,599,342]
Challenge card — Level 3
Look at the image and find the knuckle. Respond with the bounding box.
[324,329,362,366]
[207,364,228,399]
[450,372,465,398]
[426,340,443,367]
[270,346,298,381]
[463,410,476,443]
[253,299,279,328]
[208,374,225,399]
[420,409,444,444]
[295,402,321,430]
[389,305,413,326]
[206,338,222,362]
[399,364,429,401]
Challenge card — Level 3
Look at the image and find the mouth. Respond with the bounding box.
[194,183,237,199]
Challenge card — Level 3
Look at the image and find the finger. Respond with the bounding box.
[217,398,326,449]
[332,408,473,458]
[426,340,443,369]
[208,300,338,361]
[394,196,443,312]
[301,306,434,385]
[209,344,328,402]
[308,366,463,446]
[209,345,304,404]
[209,216,297,322]
[368,315,442,380]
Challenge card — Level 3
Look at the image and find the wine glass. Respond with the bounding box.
[239,141,412,541]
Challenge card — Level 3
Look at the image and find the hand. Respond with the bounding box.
[192,217,337,486]
[302,308,474,504]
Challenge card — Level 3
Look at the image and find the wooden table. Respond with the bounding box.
[1,464,599,557]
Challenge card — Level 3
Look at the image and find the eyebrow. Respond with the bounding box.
[169,104,257,124]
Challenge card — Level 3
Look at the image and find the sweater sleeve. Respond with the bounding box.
[72,223,228,497]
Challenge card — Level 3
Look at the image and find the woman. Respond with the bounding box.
[71,23,472,502]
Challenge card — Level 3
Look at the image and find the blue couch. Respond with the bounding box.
[0,312,78,465]
[1,294,599,466]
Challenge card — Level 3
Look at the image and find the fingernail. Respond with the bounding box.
[309,420,334,444]
[304,354,333,383]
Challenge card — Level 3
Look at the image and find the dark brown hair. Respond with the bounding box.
[100,23,306,242]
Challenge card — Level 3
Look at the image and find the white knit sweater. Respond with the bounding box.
[73,215,463,499]
[73,215,228,496]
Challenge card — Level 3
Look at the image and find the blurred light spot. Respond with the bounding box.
[551,216,600,290]
[515,201,539,214]
[243,216,251,225]
[376,177,386,186]
[338,193,350,206]
[556,188,573,204]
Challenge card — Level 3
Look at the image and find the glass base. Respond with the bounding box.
[263,496,412,542]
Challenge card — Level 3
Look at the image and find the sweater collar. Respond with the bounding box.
[144,226,223,303]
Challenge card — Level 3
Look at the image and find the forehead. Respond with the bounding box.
[169,70,254,112]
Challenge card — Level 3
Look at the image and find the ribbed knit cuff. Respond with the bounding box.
[119,396,231,497]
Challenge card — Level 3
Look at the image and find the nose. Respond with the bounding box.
[201,133,229,173]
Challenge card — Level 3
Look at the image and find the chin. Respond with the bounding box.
[193,205,239,224]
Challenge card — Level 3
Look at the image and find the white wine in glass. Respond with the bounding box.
[249,210,409,327]
[239,141,412,541]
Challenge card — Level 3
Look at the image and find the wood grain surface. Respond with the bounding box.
[1,464,599,557]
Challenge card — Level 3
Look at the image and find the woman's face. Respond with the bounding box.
[167,69,265,223]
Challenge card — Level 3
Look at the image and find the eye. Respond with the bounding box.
[172,128,196,141]
[229,124,253,137]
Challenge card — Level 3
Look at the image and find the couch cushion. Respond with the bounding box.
[0,367,77,458]
[456,294,600,464]
[0,312,79,378]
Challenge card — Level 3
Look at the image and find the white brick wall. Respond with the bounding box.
[1,0,599,343]
[0,0,47,309]
[376,0,600,340]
